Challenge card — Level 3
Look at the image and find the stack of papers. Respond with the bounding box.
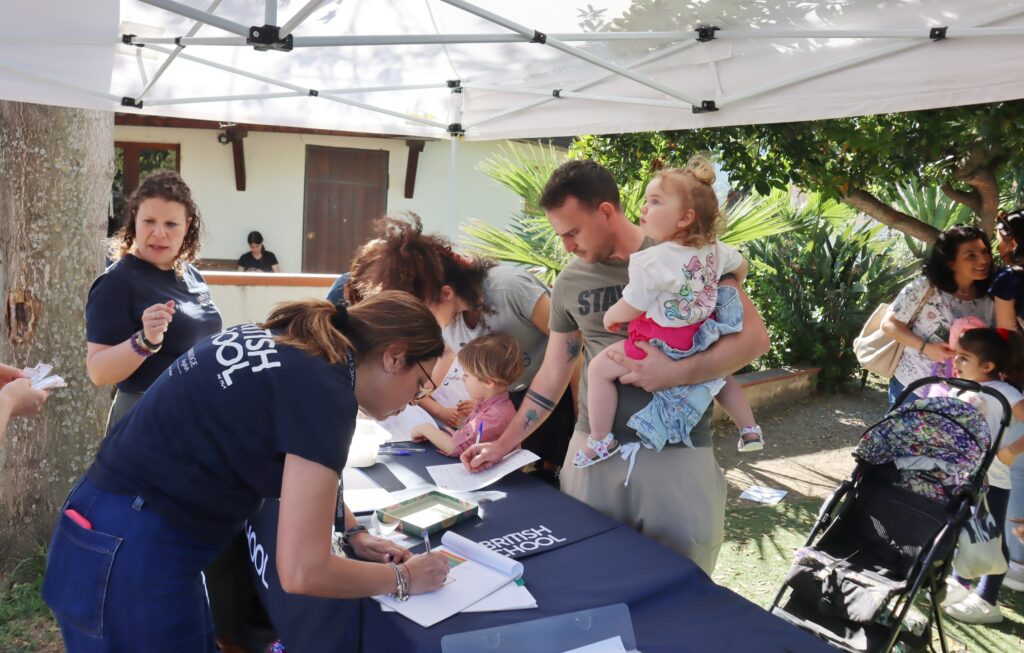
[427,449,540,492]
[22,363,66,390]
[374,531,532,627]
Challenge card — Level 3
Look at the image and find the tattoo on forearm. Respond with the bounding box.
[565,336,582,363]
[524,409,540,430]
[525,389,556,412]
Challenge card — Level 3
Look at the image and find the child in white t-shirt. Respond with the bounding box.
[944,326,1024,624]
[574,156,758,468]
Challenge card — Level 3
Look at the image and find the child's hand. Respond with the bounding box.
[456,400,474,417]
[411,433,428,443]
[432,405,465,429]
[996,446,1017,467]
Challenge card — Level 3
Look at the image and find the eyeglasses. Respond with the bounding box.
[412,360,437,401]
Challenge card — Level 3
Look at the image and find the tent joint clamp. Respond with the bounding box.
[447,123,465,136]
[121,97,143,109]
[532,31,547,44]
[930,26,948,41]
[248,24,294,52]
[552,89,562,98]
[121,34,143,47]
[696,26,719,42]
[308,89,319,97]
[692,100,718,113]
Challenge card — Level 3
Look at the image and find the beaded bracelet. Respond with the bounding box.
[387,562,409,601]
[129,331,154,358]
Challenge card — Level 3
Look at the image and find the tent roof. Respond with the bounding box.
[3,1,1024,140]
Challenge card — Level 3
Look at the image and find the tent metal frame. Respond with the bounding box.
[13,0,1021,138]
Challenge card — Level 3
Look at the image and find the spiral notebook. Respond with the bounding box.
[373,531,524,627]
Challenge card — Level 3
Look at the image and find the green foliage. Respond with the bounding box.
[465,143,806,281]
[884,184,976,258]
[745,221,916,390]
[570,101,1024,230]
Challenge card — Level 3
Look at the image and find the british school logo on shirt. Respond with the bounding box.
[212,325,281,388]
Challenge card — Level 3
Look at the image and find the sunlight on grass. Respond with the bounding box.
[715,501,1024,652]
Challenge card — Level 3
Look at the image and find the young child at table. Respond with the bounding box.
[574,156,760,469]
[943,327,1024,624]
[412,334,521,457]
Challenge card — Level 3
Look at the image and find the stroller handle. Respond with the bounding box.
[898,375,1013,431]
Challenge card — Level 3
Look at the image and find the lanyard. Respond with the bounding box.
[335,350,357,529]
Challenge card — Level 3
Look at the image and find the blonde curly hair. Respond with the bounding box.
[654,154,724,248]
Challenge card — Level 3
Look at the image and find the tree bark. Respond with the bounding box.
[842,187,941,245]
[0,101,113,558]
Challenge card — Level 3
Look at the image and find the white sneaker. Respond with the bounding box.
[940,577,971,608]
[737,425,765,452]
[944,593,1003,624]
[1004,561,1024,592]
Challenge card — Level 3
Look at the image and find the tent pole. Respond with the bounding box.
[265,0,276,26]
[279,0,329,38]
[143,43,448,129]
[138,0,249,36]
[466,41,695,130]
[137,0,225,102]
[465,84,688,109]
[145,84,448,106]
[721,2,1024,108]
[441,0,701,106]
[449,84,464,225]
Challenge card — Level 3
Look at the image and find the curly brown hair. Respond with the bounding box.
[345,214,495,322]
[110,170,202,273]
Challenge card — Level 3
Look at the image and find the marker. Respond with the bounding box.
[64,508,92,530]
[422,529,431,553]
[475,421,484,445]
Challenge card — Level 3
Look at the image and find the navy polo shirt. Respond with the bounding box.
[87,324,357,546]
[86,254,223,393]
[990,266,1024,319]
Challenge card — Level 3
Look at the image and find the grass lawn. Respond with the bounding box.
[713,500,1024,653]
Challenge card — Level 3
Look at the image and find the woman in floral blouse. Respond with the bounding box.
[881,225,995,407]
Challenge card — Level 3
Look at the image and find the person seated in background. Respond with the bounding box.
[411,334,521,457]
[237,230,280,272]
[0,363,49,441]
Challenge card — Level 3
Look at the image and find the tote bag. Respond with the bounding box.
[853,285,934,378]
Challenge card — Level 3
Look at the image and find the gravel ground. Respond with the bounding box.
[712,386,889,505]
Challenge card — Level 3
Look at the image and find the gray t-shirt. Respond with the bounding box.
[550,239,712,447]
[443,265,549,391]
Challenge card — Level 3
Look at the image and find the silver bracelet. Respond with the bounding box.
[388,562,409,601]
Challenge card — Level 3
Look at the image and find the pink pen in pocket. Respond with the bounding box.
[64,508,93,530]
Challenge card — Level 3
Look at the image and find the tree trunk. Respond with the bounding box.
[842,187,941,245]
[0,101,113,559]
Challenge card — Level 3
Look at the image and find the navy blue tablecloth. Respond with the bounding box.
[247,452,832,653]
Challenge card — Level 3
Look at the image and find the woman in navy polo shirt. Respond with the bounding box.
[43,292,450,652]
[86,171,223,434]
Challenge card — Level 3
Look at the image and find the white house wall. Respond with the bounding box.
[113,125,537,272]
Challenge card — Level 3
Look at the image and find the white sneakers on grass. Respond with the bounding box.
[944,593,1003,624]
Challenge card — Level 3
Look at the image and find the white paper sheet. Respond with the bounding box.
[738,485,789,505]
[562,636,628,653]
[381,580,536,613]
[427,449,540,492]
[22,362,66,390]
[378,405,435,440]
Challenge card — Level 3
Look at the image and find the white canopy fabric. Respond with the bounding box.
[2,1,1024,140]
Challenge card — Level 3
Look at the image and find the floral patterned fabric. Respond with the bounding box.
[854,396,990,503]
[889,275,993,386]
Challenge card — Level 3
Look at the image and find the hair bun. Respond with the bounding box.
[686,154,716,186]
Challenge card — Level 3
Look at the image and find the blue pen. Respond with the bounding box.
[475,421,484,445]
[422,529,431,553]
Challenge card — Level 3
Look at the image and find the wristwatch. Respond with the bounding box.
[341,524,369,545]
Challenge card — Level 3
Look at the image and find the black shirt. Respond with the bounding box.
[237,251,279,272]
[86,255,223,393]
[87,325,357,545]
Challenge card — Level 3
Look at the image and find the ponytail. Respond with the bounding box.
[262,291,444,366]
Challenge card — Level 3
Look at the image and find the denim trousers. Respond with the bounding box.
[887,377,921,410]
[1009,458,1024,564]
[42,476,221,652]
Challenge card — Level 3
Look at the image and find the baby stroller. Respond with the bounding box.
[769,377,1011,652]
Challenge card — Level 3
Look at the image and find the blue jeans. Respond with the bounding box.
[42,477,221,652]
[887,377,921,410]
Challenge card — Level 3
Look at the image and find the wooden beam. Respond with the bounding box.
[226,127,247,191]
[404,139,426,199]
[115,113,436,142]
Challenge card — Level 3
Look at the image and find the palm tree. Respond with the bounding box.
[463,144,815,283]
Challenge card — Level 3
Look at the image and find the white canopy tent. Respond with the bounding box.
[2,0,1024,141]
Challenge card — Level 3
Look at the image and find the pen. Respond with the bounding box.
[475,421,484,445]
[422,529,431,553]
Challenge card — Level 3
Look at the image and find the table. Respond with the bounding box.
[247,450,832,652]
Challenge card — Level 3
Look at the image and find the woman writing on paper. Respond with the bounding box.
[43,292,449,653]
